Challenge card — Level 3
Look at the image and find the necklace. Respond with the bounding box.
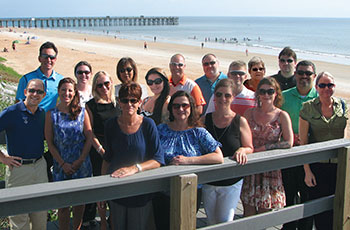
[212,118,230,141]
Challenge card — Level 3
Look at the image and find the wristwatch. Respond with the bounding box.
[136,163,142,172]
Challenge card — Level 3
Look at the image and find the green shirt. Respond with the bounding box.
[282,87,318,134]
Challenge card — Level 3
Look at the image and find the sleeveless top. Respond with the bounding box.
[205,113,243,186]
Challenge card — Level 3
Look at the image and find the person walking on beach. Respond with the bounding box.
[169,53,206,115]
[270,47,297,91]
[195,53,227,114]
[0,79,48,230]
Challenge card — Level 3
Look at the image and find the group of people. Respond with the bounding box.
[0,42,347,230]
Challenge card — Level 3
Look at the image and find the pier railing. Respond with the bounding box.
[0,16,179,28]
[0,138,349,230]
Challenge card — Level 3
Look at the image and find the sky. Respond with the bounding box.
[0,0,349,18]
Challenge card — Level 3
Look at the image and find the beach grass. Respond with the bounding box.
[0,57,21,82]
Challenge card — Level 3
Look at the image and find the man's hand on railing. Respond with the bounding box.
[111,165,138,178]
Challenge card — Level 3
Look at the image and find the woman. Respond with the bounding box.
[299,72,348,230]
[241,77,293,216]
[141,67,170,125]
[74,61,93,106]
[154,90,223,229]
[102,82,164,230]
[45,77,93,230]
[244,57,266,92]
[84,71,117,230]
[203,78,254,225]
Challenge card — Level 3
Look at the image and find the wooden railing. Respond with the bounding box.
[0,138,349,230]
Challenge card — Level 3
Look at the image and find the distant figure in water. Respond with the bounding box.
[144,41,148,49]
[154,36,157,42]
[201,42,204,49]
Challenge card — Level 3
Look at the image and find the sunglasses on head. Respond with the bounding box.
[76,70,91,75]
[28,88,45,95]
[170,62,184,67]
[259,88,275,95]
[296,70,314,76]
[215,92,232,98]
[203,61,216,66]
[229,70,246,76]
[252,67,265,72]
[279,58,294,63]
[40,53,56,60]
[172,103,190,110]
[120,67,133,73]
[120,98,139,104]
[147,78,163,86]
[318,83,335,89]
[96,81,111,89]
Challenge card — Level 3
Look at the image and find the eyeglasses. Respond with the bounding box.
[28,88,45,95]
[76,70,91,75]
[279,58,294,63]
[120,67,133,73]
[40,54,56,60]
[203,61,216,66]
[229,70,246,76]
[170,62,184,67]
[318,83,335,89]
[215,92,232,98]
[147,78,163,86]
[96,81,111,89]
[172,103,190,110]
[252,67,265,72]
[258,88,275,95]
[296,70,314,76]
[120,98,139,104]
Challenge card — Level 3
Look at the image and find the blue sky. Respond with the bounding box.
[1,0,349,18]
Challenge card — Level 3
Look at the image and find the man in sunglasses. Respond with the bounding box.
[15,41,64,112]
[0,79,48,229]
[271,47,297,91]
[169,53,206,115]
[195,53,227,114]
[280,60,318,230]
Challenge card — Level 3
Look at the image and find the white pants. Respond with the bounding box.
[202,179,243,225]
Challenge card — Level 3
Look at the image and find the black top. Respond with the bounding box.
[205,113,243,186]
[271,71,296,91]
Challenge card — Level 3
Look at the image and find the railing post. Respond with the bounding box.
[334,146,350,230]
[170,173,198,230]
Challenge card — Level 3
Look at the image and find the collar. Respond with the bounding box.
[36,67,56,80]
[169,75,187,86]
[291,86,318,98]
[19,100,43,115]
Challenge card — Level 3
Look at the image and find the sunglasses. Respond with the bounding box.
[203,61,216,66]
[40,53,56,60]
[318,83,335,89]
[120,67,133,73]
[76,70,91,75]
[229,70,246,76]
[172,103,190,110]
[147,78,163,86]
[252,67,265,72]
[120,98,139,104]
[279,58,294,63]
[215,92,232,98]
[96,81,111,89]
[259,88,275,95]
[170,62,184,67]
[296,70,314,76]
[28,88,45,95]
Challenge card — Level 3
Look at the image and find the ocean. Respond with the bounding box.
[67,16,350,65]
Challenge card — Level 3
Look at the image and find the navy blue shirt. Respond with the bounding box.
[0,101,45,159]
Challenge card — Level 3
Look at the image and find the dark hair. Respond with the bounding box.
[201,53,217,63]
[58,78,81,120]
[278,47,297,61]
[74,61,92,76]
[145,67,170,125]
[214,78,236,95]
[168,90,201,127]
[119,82,142,100]
[296,60,316,73]
[315,71,334,86]
[255,77,283,108]
[116,57,138,83]
[39,41,58,56]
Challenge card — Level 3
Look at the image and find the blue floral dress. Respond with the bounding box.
[50,107,92,181]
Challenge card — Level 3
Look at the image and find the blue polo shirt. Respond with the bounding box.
[195,72,227,114]
[0,101,45,159]
[16,67,64,112]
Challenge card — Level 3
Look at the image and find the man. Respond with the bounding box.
[195,53,227,114]
[206,60,255,116]
[16,41,64,112]
[271,47,297,91]
[281,60,318,230]
[169,53,206,115]
[0,79,48,230]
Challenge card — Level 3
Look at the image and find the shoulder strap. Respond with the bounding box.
[341,99,345,116]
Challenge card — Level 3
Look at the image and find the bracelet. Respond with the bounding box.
[97,145,103,154]
[136,163,142,172]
